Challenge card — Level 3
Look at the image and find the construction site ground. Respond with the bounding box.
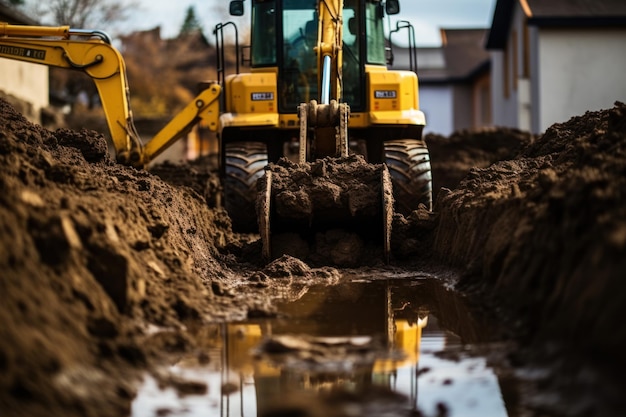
[1,98,625,416]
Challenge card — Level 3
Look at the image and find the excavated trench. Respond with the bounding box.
[1,98,626,417]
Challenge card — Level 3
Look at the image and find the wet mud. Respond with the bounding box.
[132,276,507,417]
[1,98,626,416]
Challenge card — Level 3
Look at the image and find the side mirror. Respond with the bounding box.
[230,0,244,16]
[386,0,400,15]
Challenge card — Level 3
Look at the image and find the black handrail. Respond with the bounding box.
[388,20,418,73]
[213,21,240,87]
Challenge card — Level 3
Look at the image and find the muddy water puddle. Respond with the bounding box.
[133,274,515,416]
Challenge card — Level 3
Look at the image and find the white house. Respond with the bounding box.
[486,0,626,133]
[0,2,49,124]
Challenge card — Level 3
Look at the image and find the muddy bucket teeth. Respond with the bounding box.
[257,155,393,265]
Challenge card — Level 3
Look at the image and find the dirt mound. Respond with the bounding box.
[426,127,534,196]
[0,98,246,416]
[434,102,626,414]
[148,156,222,208]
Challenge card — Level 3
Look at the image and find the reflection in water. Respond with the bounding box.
[132,277,511,416]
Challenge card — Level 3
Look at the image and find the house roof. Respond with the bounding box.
[442,29,490,79]
[486,0,626,49]
[0,1,39,25]
[416,28,490,84]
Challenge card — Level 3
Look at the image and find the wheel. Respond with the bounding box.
[384,139,433,214]
[224,141,268,232]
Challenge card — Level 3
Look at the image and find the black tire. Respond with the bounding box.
[224,142,268,232]
[384,139,433,214]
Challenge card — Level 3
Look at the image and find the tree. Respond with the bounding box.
[27,0,138,104]
[121,27,216,118]
[25,0,138,29]
[179,5,203,37]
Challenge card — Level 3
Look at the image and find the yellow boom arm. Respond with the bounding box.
[0,22,220,167]
[317,0,343,103]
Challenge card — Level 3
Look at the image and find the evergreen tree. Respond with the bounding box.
[179,6,203,37]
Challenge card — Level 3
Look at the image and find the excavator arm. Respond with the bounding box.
[317,0,344,105]
[0,22,221,167]
[294,0,349,161]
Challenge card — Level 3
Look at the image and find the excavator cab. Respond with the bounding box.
[243,0,379,113]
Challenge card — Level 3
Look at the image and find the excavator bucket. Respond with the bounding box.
[257,101,394,265]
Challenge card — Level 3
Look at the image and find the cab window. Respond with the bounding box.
[251,0,277,66]
[365,0,386,65]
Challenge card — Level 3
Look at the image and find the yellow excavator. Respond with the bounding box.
[0,0,432,263]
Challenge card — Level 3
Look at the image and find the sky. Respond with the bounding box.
[128,0,497,46]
